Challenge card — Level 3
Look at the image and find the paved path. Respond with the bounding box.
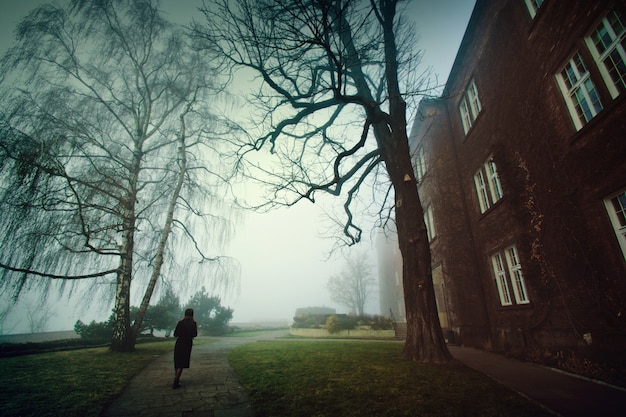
[448,346,626,417]
[102,331,287,417]
[102,333,626,417]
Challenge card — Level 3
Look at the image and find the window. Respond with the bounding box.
[473,156,503,214]
[424,204,436,242]
[415,146,426,182]
[524,0,544,19]
[556,52,604,130]
[604,190,626,261]
[505,246,530,304]
[491,252,512,306]
[585,10,626,98]
[491,245,530,306]
[458,79,482,134]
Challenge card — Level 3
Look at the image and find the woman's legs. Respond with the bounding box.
[173,368,183,388]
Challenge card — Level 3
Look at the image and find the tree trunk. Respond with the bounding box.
[110,140,143,352]
[396,171,452,362]
[377,0,452,363]
[130,111,189,345]
[110,230,135,352]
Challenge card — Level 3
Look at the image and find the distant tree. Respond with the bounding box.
[146,285,181,336]
[0,0,237,351]
[129,286,180,336]
[186,287,233,335]
[129,305,155,335]
[0,305,17,335]
[74,312,114,342]
[327,252,376,316]
[23,301,55,333]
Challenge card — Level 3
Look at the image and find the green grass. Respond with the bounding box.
[228,341,554,417]
[224,328,289,338]
[0,340,177,417]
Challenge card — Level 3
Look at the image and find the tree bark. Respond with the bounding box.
[110,225,135,352]
[130,109,189,345]
[110,141,143,352]
[378,0,452,363]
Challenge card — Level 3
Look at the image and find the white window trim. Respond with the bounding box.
[524,0,544,19]
[491,253,513,306]
[458,79,481,135]
[415,146,426,182]
[468,80,482,116]
[424,204,436,242]
[474,156,504,214]
[485,160,503,204]
[584,10,626,99]
[556,53,604,131]
[474,170,490,213]
[459,98,472,134]
[491,245,530,306]
[505,246,530,304]
[604,190,626,261]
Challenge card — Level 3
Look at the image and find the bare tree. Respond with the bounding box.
[0,305,18,335]
[0,0,237,351]
[327,252,375,316]
[193,0,451,362]
[24,301,55,333]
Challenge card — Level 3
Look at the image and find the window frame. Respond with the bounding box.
[490,245,530,306]
[604,189,626,261]
[555,52,604,130]
[415,146,426,182]
[473,156,504,214]
[505,246,530,304]
[458,78,482,135]
[584,9,626,99]
[485,159,504,204]
[524,0,544,19]
[424,204,436,242]
[491,252,513,306]
[474,169,490,213]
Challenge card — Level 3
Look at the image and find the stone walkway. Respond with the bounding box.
[101,332,285,417]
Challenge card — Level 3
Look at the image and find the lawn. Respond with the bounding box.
[1,337,554,417]
[0,340,178,417]
[228,341,554,417]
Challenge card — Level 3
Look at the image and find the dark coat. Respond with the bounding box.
[173,318,197,369]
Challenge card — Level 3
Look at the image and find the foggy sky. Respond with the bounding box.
[0,0,475,332]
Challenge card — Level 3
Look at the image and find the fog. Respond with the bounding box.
[0,0,475,333]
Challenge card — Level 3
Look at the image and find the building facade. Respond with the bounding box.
[403,0,626,354]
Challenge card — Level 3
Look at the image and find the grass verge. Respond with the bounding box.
[228,341,554,417]
[0,340,177,417]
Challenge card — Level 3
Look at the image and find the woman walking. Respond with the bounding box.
[172,308,198,389]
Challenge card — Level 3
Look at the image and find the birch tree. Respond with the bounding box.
[0,0,237,351]
[193,0,451,362]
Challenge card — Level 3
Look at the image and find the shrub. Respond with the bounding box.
[292,314,327,329]
[74,319,113,342]
[364,315,394,330]
[325,315,341,333]
[325,314,357,333]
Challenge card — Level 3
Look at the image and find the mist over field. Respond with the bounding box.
[0,0,475,334]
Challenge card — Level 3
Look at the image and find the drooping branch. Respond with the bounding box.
[0,262,118,280]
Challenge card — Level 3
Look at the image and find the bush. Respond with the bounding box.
[361,315,394,330]
[325,315,341,333]
[74,319,113,342]
[294,314,393,331]
[325,314,356,333]
[292,314,327,329]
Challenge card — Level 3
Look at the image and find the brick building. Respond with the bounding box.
[388,0,626,354]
